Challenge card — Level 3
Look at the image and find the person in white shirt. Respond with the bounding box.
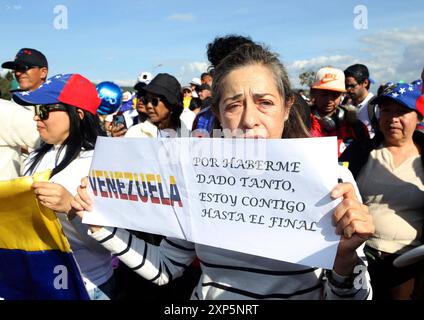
[0,99,40,180]
[14,73,115,300]
[344,64,376,137]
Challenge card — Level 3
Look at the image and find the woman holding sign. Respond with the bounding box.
[72,44,374,300]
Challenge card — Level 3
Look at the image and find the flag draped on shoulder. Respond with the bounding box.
[0,171,89,300]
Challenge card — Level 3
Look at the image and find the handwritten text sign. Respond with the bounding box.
[83,137,341,269]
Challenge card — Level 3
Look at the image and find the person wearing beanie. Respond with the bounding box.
[14,74,116,300]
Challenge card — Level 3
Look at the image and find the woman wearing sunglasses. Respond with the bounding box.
[13,74,116,300]
[133,73,185,137]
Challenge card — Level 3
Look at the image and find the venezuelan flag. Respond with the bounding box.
[0,171,89,300]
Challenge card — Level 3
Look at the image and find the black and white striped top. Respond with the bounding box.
[90,227,371,300]
[88,166,372,299]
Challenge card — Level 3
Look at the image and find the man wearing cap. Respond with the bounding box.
[344,64,376,138]
[2,48,48,92]
[310,66,369,157]
[340,80,424,299]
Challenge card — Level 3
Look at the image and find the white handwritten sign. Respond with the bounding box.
[83,136,341,269]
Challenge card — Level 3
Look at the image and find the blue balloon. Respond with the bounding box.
[96,81,123,115]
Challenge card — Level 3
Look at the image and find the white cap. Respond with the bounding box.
[137,72,153,85]
[189,77,201,86]
[311,67,346,92]
[122,91,133,102]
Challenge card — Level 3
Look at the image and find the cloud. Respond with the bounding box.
[359,27,424,83]
[113,79,136,87]
[0,69,11,77]
[179,61,209,84]
[287,55,359,88]
[288,55,358,72]
[166,13,195,22]
[287,27,424,89]
[181,62,209,74]
[93,79,135,88]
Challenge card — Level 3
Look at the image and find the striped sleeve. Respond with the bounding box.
[323,244,372,300]
[89,227,197,286]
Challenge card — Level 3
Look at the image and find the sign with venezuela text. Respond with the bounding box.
[83,136,342,269]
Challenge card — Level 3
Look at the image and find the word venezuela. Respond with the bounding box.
[89,170,183,207]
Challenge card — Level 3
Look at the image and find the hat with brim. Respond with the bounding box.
[135,73,181,106]
[393,244,424,268]
[13,73,100,115]
[370,80,424,118]
[189,77,201,86]
[2,48,48,70]
[311,67,346,92]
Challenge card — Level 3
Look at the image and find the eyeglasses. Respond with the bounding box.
[345,83,359,89]
[139,96,162,107]
[34,104,67,120]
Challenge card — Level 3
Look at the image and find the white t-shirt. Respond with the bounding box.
[356,92,375,138]
[0,99,39,180]
[125,119,158,138]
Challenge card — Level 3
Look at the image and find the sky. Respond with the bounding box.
[1,0,423,91]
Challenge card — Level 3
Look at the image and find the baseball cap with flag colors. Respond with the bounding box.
[13,74,101,115]
[312,67,346,92]
[371,80,424,117]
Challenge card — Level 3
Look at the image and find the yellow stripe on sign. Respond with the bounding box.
[0,170,71,253]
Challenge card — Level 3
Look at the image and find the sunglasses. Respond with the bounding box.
[34,104,68,120]
[139,96,162,107]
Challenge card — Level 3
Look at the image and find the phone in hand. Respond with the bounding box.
[112,114,127,128]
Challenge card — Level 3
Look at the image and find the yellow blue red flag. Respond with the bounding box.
[0,171,89,300]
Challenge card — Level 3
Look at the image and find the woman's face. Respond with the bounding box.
[144,93,170,124]
[379,100,419,145]
[34,105,70,145]
[217,64,290,139]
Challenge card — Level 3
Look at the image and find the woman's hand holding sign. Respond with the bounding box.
[70,176,103,233]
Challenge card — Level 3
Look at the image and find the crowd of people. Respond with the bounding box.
[1,34,423,300]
